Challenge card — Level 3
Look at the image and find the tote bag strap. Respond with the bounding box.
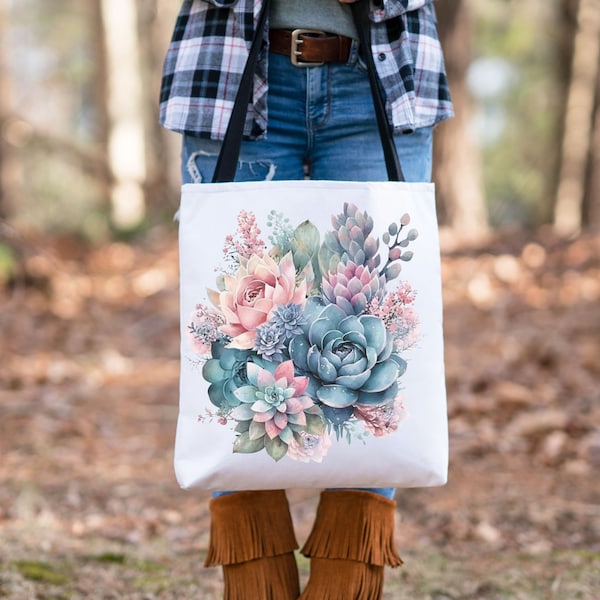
[212,0,404,183]
[212,0,271,183]
[350,0,404,182]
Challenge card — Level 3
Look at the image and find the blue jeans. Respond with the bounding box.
[181,50,434,500]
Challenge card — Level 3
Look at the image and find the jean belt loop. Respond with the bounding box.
[347,39,361,66]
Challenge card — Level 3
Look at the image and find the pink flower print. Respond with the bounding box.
[186,304,225,355]
[287,430,332,463]
[208,252,306,349]
[354,396,408,437]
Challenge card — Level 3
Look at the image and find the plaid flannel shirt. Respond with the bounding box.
[159,0,453,140]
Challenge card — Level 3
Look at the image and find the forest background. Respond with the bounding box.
[0,0,599,598]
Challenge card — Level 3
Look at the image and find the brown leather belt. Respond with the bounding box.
[269,29,353,66]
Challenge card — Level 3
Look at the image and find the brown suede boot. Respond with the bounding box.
[204,490,300,600]
[299,490,403,600]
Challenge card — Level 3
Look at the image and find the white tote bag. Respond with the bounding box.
[173,0,447,491]
[175,179,448,490]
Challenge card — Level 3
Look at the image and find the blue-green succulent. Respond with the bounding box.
[202,342,267,409]
[289,297,405,417]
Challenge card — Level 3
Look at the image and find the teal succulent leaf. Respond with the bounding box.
[264,436,288,461]
[291,220,322,290]
[337,357,368,377]
[252,399,276,413]
[360,360,399,393]
[316,356,338,383]
[303,295,328,324]
[317,384,359,408]
[233,432,265,454]
[305,413,325,435]
[308,305,345,345]
[278,426,294,444]
[389,353,408,376]
[356,380,399,406]
[287,411,307,426]
[289,336,310,370]
[207,384,228,409]
[202,360,226,384]
[360,316,388,354]
[235,420,251,434]
[231,403,255,421]
[233,385,259,404]
[249,420,266,440]
[342,329,368,347]
[380,334,394,361]
[321,404,354,427]
[336,370,371,390]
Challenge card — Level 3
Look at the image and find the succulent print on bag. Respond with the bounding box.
[187,203,421,462]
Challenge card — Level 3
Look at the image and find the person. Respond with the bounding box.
[160,0,452,598]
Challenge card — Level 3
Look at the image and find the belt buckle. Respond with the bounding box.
[291,29,326,67]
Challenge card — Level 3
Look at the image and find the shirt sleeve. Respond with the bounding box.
[371,0,435,21]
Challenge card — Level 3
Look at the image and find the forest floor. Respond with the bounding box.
[0,225,599,599]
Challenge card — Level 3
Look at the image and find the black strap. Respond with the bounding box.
[212,0,404,183]
[212,0,270,182]
[350,0,404,182]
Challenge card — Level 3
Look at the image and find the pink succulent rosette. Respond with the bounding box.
[230,360,326,462]
[286,430,332,463]
[208,252,306,350]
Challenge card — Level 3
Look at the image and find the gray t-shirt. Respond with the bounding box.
[270,0,358,40]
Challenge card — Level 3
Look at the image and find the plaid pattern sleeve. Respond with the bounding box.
[159,0,269,139]
[373,0,435,20]
[159,0,452,140]
[372,2,453,132]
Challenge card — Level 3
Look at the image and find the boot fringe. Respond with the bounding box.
[299,558,384,600]
[205,490,298,567]
[301,490,403,567]
[223,553,300,600]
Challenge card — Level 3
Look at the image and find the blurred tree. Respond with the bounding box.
[586,64,600,230]
[0,1,17,220]
[137,0,181,215]
[472,0,565,228]
[90,0,111,210]
[433,0,488,241]
[100,0,148,231]
[554,0,600,235]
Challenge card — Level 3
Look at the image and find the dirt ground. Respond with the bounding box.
[1,226,599,599]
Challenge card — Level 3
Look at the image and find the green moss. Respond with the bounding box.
[128,557,166,574]
[83,552,164,573]
[14,560,69,585]
[86,552,127,565]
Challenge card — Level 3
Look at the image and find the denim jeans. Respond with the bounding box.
[181,50,434,500]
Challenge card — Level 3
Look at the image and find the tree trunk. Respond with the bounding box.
[433,0,488,241]
[584,52,600,230]
[553,0,600,236]
[100,0,147,230]
[0,1,18,220]
[138,0,181,213]
[90,0,111,207]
